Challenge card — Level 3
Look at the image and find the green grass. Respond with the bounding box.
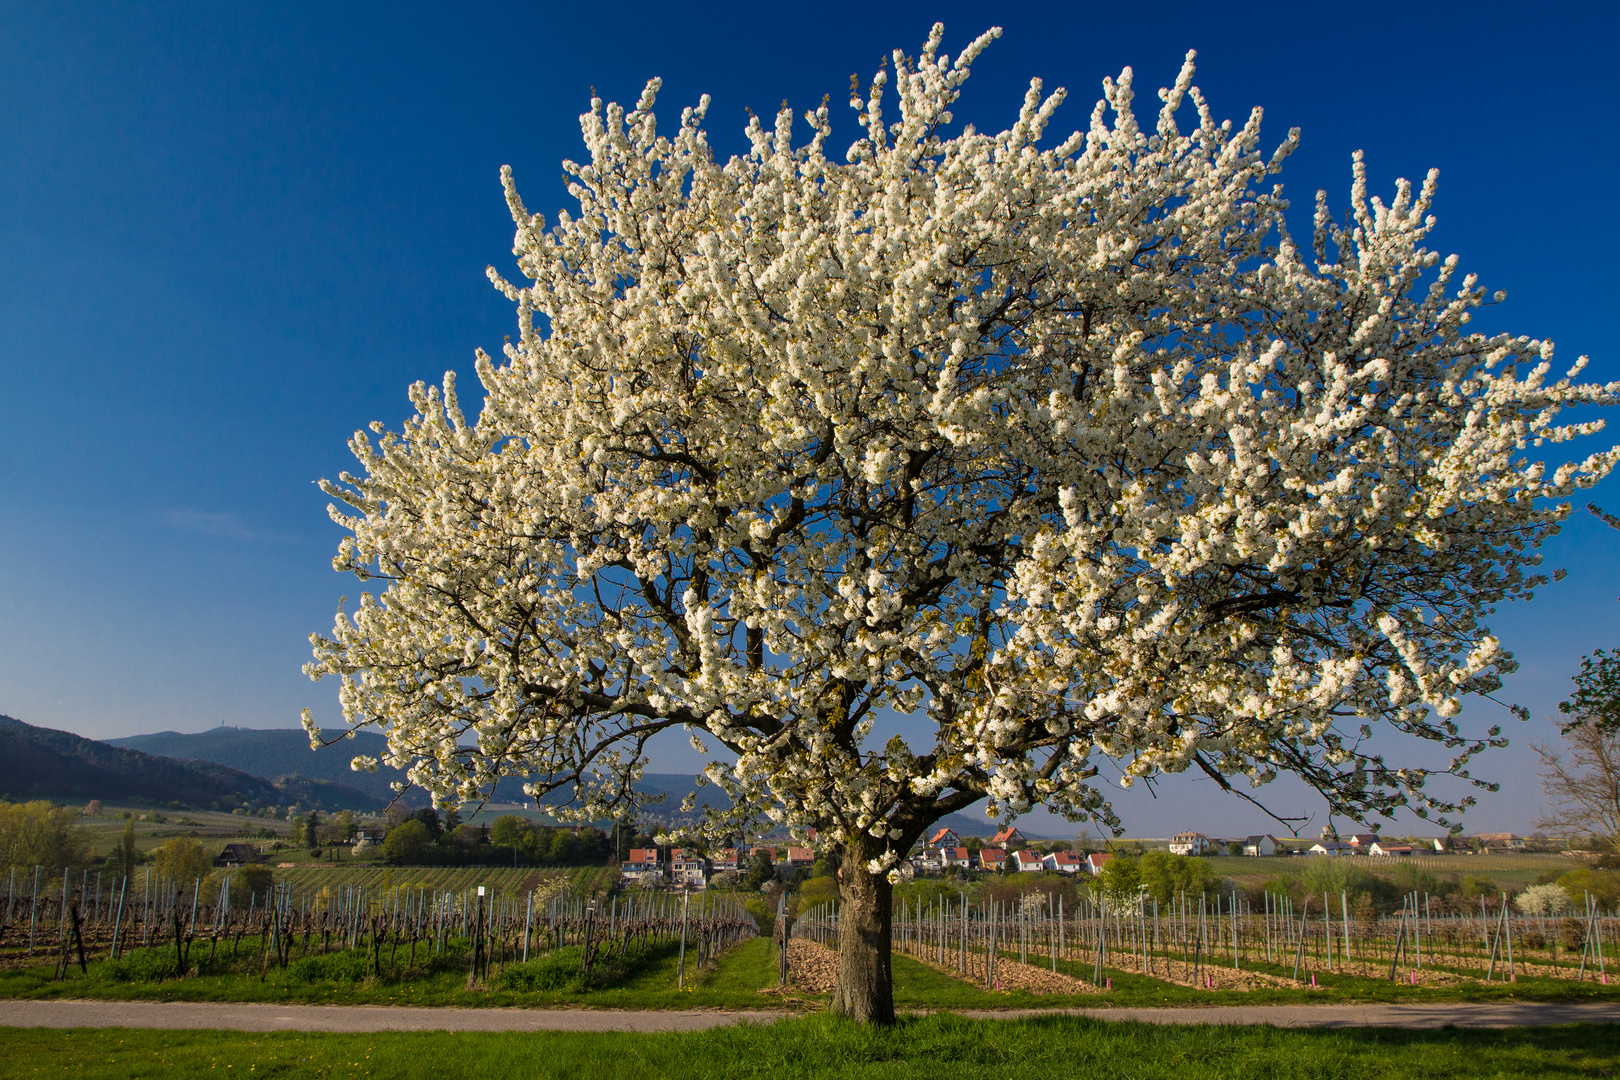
[12,934,1617,1014]
[3,1014,1618,1079]
[0,936,786,1011]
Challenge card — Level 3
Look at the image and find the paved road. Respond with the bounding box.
[2,999,1617,1032]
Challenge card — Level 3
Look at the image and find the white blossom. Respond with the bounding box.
[306,26,1617,869]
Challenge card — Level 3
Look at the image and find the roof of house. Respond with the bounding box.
[626,848,660,862]
[980,847,1007,861]
[786,847,814,861]
[1243,834,1278,844]
[929,827,958,844]
[945,847,971,860]
[1047,851,1083,865]
[991,827,1024,843]
[1173,831,1209,839]
[1085,853,1113,868]
[1347,833,1379,844]
[1013,848,1042,861]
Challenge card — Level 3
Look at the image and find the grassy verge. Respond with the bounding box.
[4,1014,1619,1079]
[7,935,1620,1012]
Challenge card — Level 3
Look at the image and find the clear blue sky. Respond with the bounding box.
[2,1,1616,837]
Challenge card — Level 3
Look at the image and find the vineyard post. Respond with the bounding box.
[27,866,40,955]
[522,891,532,963]
[110,876,127,959]
[776,891,787,987]
[677,889,689,990]
[1341,892,1350,966]
[1496,893,1509,977]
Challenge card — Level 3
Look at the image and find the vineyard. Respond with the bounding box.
[797,884,1618,993]
[269,864,619,898]
[0,862,753,997]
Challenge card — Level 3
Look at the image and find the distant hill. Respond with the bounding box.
[108,726,733,814]
[109,726,414,807]
[0,715,286,810]
[100,725,1010,832]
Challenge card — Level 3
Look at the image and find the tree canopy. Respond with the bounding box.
[307,25,1619,1021]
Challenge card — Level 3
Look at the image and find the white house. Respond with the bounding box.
[1043,851,1084,874]
[1307,841,1352,857]
[1084,852,1113,876]
[1012,849,1045,872]
[927,827,960,850]
[1368,842,1414,858]
[1168,831,1216,856]
[1241,834,1280,857]
[670,848,709,887]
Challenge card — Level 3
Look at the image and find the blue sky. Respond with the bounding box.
[1,1,1616,838]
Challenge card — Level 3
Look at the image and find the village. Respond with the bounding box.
[615,826,1542,889]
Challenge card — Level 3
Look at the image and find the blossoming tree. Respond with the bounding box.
[306,26,1618,1021]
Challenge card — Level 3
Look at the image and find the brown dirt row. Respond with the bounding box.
[894,939,1095,995]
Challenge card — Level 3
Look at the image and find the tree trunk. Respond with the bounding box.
[831,844,895,1024]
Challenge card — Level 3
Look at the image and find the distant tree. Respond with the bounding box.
[1534,722,1620,857]
[490,815,536,852]
[1097,854,1141,900]
[234,863,274,905]
[302,810,323,852]
[412,807,443,840]
[114,815,138,883]
[151,837,212,885]
[0,800,92,873]
[441,809,462,834]
[381,819,431,864]
[1137,852,1217,904]
[743,850,777,892]
[85,800,103,817]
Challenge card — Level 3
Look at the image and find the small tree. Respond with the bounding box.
[1535,722,1620,856]
[381,819,432,864]
[0,800,92,873]
[307,27,1620,1021]
[152,837,212,885]
[233,863,273,906]
[85,800,103,817]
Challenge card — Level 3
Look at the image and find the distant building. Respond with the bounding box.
[927,828,960,850]
[1346,833,1379,851]
[991,827,1027,848]
[979,847,1008,871]
[1043,851,1084,874]
[1308,841,1352,857]
[710,848,740,873]
[784,847,815,869]
[216,843,261,867]
[1241,834,1280,857]
[1368,842,1414,858]
[940,846,973,871]
[1168,831,1216,856]
[670,848,708,887]
[621,847,664,886]
[1084,852,1113,876]
[1475,833,1526,850]
[1012,849,1045,872]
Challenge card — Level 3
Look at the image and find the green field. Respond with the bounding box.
[1197,852,1582,892]
[2,1013,1617,1080]
[265,864,619,898]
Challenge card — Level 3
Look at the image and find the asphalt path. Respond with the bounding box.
[2,1000,1618,1032]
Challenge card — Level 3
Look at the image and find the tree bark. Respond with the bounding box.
[831,842,895,1024]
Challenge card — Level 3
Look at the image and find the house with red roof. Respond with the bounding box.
[1012,849,1045,872]
[979,847,1007,871]
[1043,851,1084,874]
[991,827,1027,848]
